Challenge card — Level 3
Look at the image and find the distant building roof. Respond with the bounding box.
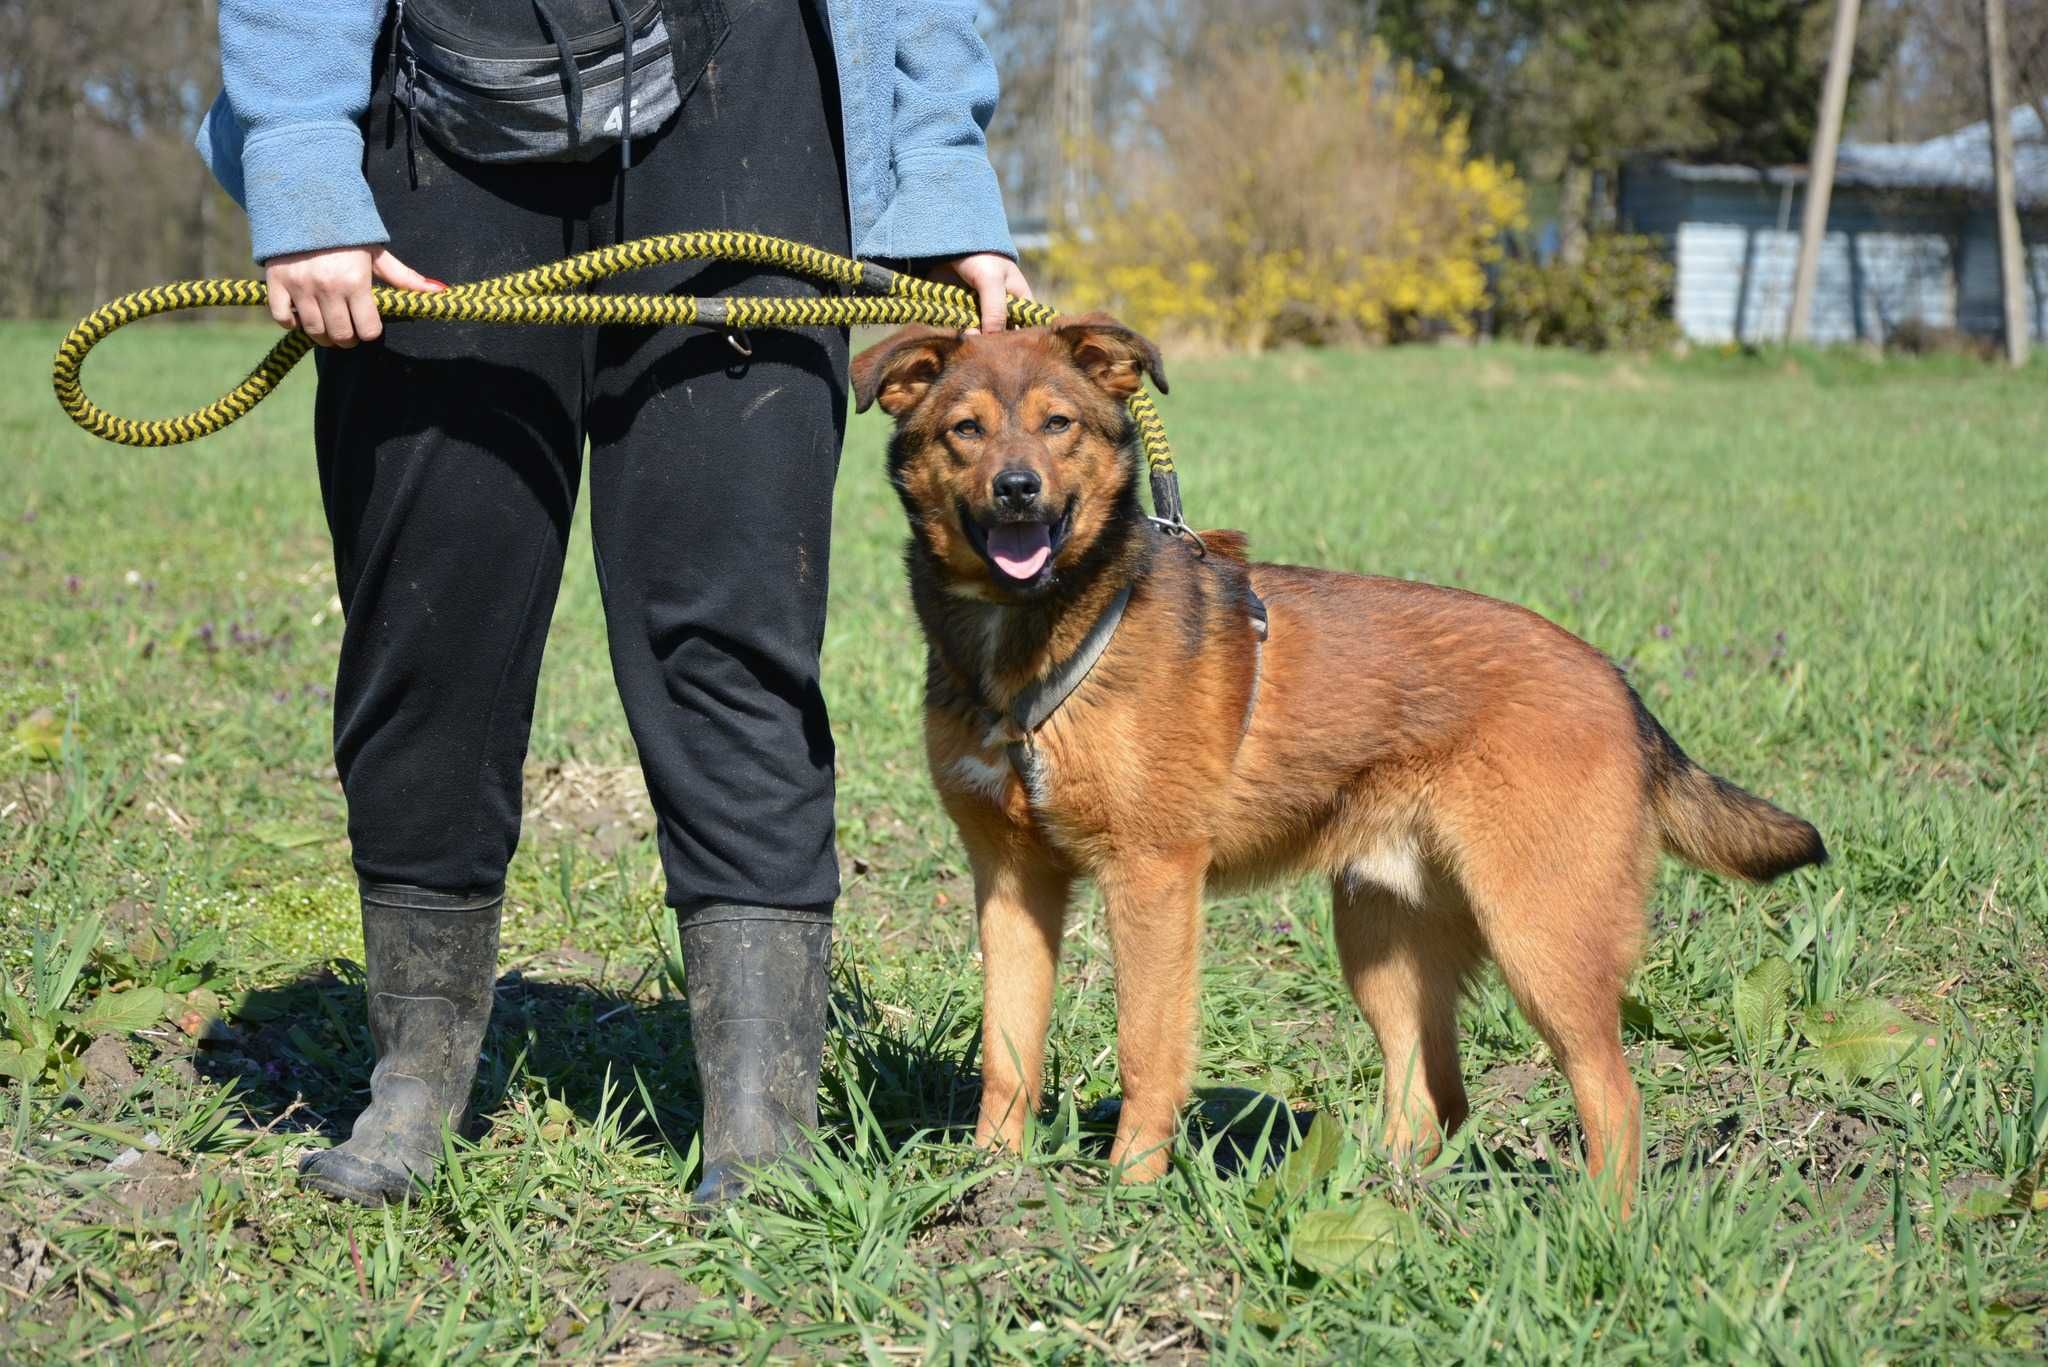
[1639,107,2048,209]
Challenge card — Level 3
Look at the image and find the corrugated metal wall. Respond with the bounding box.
[1621,166,2047,345]
[1957,213,2048,339]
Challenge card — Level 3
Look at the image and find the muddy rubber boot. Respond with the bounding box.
[679,905,833,1205]
[299,883,502,1206]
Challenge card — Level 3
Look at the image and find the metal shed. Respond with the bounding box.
[1619,108,2048,345]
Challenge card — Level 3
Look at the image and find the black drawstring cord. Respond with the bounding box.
[607,0,635,170]
[605,0,635,238]
[531,0,585,155]
[381,0,404,149]
[403,48,421,188]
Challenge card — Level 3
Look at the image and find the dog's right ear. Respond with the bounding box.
[850,325,963,417]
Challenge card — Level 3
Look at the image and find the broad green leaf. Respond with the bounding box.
[1798,998,1939,1084]
[1291,1197,1408,1277]
[538,1096,575,1143]
[1620,996,1724,1046]
[0,981,35,1047]
[1247,1111,1342,1213]
[69,986,170,1036]
[14,707,71,762]
[1733,958,1795,1047]
[0,1042,47,1082]
[1953,1183,2015,1222]
[174,929,227,970]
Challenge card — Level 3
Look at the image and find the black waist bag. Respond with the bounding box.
[391,0,726,164]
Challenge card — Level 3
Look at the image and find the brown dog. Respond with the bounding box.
[851,316,1825,1198]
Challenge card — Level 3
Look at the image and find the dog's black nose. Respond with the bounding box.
[993,468,1041,509]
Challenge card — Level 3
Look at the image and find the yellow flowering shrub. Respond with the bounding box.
[1041,41,1525,348]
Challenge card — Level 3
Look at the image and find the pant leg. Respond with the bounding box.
[317,92,609,893]
[584,0,851,911]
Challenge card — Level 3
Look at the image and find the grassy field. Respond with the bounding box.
[2,320,2045,1362]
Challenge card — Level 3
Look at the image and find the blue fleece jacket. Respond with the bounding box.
[197,0,1015,264]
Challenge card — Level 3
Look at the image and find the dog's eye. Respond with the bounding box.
[1043,414,1073,434]
[951,419,983,439]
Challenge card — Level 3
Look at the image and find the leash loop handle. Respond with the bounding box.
[49,230,1182,521]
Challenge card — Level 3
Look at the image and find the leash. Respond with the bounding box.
[49,229,1189,531]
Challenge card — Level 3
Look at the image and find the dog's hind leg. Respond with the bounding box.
[1100,848,1208,1182]
[1453,815,1649,1208]
[1333,877,1482,1164]
[968,840,1073,1156]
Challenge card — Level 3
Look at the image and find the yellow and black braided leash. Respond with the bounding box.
[51,229,1185,527]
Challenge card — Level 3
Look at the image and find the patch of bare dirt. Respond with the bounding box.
[99,1149,201,1218]
[604,1260,701,1314]
[79,1034,140,1093]
[1645,1062,1891,1194]
[543,1259,712,1355]
[917,1166,1058,1265]
[915,1166,1214,1360]
[520,945,613,983]
[1475,1060,1548,1109]
[0,1210,55,1297]
[523,762,656,858]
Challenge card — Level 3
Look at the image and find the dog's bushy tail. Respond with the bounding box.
[1632,690,1827,882]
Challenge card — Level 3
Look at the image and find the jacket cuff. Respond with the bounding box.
[870,148,1016,262]
[239,122,389,264]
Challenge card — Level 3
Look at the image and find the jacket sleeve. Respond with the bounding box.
[199,0,389,263]
[868,0,1017,262]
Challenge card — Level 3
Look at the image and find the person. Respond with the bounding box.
[196,0,1031,1207]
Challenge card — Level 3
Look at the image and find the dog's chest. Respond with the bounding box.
[939,720,1058,816]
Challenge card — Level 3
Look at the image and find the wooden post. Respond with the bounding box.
[1786,0,1862,343]
[1983,0,2032,367]
[1052,0,1092,228]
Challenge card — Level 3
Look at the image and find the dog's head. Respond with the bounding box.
[853,314,1167,601]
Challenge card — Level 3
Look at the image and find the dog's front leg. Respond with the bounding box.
[1100,848,1207,1182]
[967,839,1073,1155]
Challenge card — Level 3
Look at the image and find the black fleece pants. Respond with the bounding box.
[315,0,846,912]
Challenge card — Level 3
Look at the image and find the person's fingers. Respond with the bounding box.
[371,248,444,293]
[974,268,1008,334]
[348,287,383,344]
[265,276,295,330]
[317,288,357,348]
[1007,262,1036,301]
[294,291,328,346]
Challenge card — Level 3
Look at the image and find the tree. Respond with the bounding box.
[1373,1,1707,257]
[1698,0,1902,164]
[0,0,244,318]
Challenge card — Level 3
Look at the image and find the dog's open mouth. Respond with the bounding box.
[961,498,1075,587]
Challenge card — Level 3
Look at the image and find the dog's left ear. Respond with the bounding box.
[1054,313,1169,399]
[850,325,963,417]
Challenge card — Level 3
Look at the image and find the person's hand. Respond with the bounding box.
[928,253,1034,334]
[264,245,444,348]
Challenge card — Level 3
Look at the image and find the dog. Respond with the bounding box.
[851,315,1825,1200]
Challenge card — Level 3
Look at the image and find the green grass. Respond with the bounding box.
[3,321,2046,1362]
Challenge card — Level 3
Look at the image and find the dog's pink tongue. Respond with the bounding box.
[986,523,1052,580]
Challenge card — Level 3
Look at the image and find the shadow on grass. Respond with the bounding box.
[203,965,1322,1184]
[203,963,982,1154]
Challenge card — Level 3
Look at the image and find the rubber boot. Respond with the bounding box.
[299,882,502,1206]
[679,905,833,1204]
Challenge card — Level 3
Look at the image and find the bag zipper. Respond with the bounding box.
[407,35,673,104]
[402,0,662,63]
